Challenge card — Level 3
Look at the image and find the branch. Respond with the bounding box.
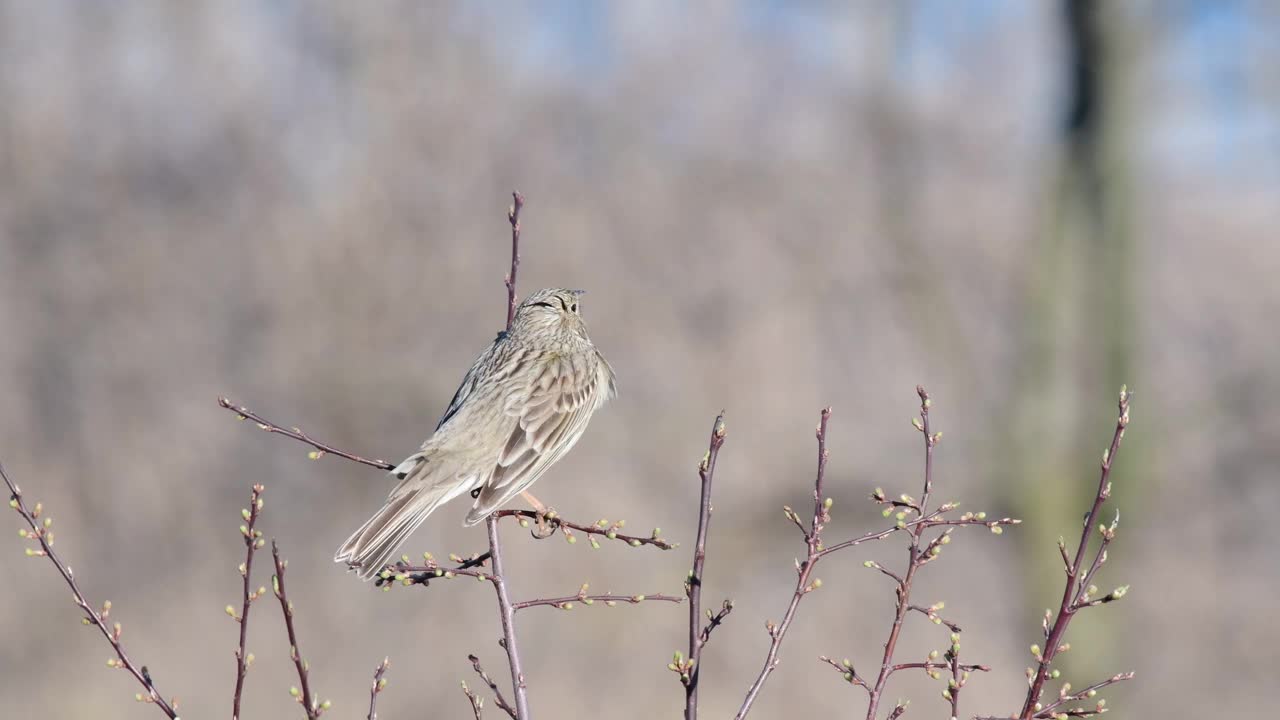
[271,541,328,718]
[682,413,729,719]
[231,485,267,720]
[468,654,519,719]
[485,515,529,719]
[862,387,938,720]
[735,408,832,719]
[367,657,389,720]
[217,396,395,471]
[1017,387,1133,720]
[505,191,524,329]
[462,681,486,719]
[2,460,180,718]
[513,584,682,612]
[495,508,676,551]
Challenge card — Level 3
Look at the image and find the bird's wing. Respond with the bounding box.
[434,332,507,433]
[464,349,612,525]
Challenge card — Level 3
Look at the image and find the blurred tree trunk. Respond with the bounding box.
[1007,0,1141,698]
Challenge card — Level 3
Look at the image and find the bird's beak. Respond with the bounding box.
[571,289,587,296]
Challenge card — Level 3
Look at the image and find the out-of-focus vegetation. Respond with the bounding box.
[1,2,1276,718]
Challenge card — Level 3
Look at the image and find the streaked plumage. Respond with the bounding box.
[335,288,616,579]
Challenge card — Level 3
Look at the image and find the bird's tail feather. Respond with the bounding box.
[334,458,469,581]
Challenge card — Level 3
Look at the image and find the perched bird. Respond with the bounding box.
[335,288,617,579]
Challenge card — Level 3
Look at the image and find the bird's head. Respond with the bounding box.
[513,288,590,338]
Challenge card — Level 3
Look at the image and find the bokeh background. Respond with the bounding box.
[2,2,1277,718]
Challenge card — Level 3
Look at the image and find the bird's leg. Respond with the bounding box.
[520,490,546,514]
[521,491,559,539]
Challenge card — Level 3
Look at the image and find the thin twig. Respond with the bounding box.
[502,193,520,333]
[367,657,389,720]
[863,387,938,720]
[1018,388,1133,720]
[272,541,327,718]
[513,587,682,612]
[217,396,395,471]
[1,460,180,718]
[486,515,529,719]
[495,508,677,550]
[735,408,832,719]
[469,654,519,719]
[462,681,486,719]
[683,413,728,719]
[232,484,267,720]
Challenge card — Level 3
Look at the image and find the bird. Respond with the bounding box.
[335,288,617,579]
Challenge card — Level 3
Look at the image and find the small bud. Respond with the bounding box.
[630,539,641,547]
[990,525,1003,535]
[975,512,986,520]
[1051,669,1060,679]
[290,687,300,697]
[320,699,331,710]
[823,498,833,510]
[1031,644,1041,657]
[225,605,236,618]
[811,578,823,589]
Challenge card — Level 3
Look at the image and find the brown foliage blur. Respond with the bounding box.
[1,3,1277,718]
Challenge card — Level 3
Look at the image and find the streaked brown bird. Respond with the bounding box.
[335,288,617,579]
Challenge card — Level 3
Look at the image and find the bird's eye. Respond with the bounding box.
[571,304,578,313]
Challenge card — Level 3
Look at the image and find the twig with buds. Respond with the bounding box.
[232,484,267,720]
[468,654,519,719]
[734,407,835,719]
[367,657,390,720]
[1,460,181,718]
[681,412,730,719]
[1012,387,1135,720]
[272,541,330,718]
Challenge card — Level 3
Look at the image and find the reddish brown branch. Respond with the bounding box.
[1018,388,1133,719]
[735,408,832,719]
[2,461,181,718]
[505,191,525,329]
[485,516,529,719]
[271,541,328,718]
[217,397,395,471]
[862,388,938,720]
[232,484,267,720]
[495,508,676,550]
[367,657,389,720]
[469,654,519,719]
[513,586,682,612]
[683,413,728,719]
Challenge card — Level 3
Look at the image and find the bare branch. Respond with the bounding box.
[1018,388,1132,719]
[217,396,395,471]
[367,657,390,720]
[735,407,832,718]
[683,412,728,719]
[513,585,682,612]
[271,541,328,718]
[505,191,525,329]
[469,654,518,719]
[232,484,267,720]
[2,460,180,718]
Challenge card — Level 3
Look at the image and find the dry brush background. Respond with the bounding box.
[1,3,1277,718]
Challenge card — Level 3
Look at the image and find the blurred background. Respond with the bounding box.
[1,1,1276,717]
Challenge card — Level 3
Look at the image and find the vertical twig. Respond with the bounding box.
[1,461,180,718]
[1018,387,1132,719]
[272,541,327,719]
[505,191,524,330]
[367,657,390,720]
[864,387,936,720]
[682,413,729,719]
[735,408,832,718]
[488,190,529,717]
[232,484,267,720]
[486,516,529,719]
